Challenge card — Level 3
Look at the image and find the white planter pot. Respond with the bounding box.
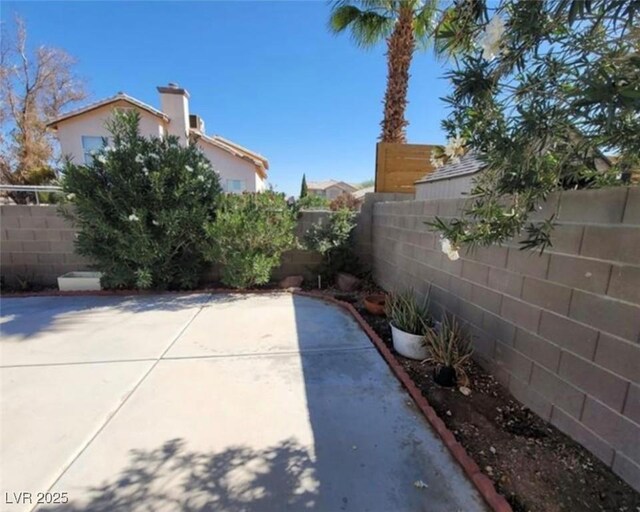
[57,271,102,291]
[390,323,428,360]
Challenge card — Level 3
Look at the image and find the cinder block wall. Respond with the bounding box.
[274,210,328,280]
[0,205,91,285]
[353,193,413,268]
[368,187,640,491]
[0,206,329,286]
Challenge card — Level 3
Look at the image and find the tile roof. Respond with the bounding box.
[307,180,357,191]
[416,151,486,183]
[308,180,337,190]
[47,93,169,127]
[352,185,374,199]
[210,136,269,170]
[195,131,268,179]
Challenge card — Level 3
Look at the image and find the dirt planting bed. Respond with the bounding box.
[337,290,640,512]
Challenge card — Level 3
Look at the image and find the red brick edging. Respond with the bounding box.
[294,290,512,512]
[2,286,510,510]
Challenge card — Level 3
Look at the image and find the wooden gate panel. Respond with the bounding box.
[375,142,436,193]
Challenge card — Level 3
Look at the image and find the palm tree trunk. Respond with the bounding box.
[380,3,415,143]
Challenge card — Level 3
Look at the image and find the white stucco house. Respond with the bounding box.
[47,83,268,193]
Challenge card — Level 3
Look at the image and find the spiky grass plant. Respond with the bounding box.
[385,289,430,336]
[424,315,473,378]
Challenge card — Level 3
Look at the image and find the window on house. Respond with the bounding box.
[226,180,246,193]
[82,136,107,164]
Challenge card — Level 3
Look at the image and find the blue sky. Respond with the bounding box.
[3,1,452,196]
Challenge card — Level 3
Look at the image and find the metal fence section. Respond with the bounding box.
[0,184,64,205]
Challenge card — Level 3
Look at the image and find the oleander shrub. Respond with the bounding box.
[204,191,297,288]
[61,111,222,290]
[303,208,361,283]
[431,0,639,252]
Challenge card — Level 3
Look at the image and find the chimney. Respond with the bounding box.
[157,83,190,145]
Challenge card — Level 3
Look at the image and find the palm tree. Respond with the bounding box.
[329,0,438,143]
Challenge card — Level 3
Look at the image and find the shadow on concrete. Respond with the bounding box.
[0,293,250,341]
[290,294,486,512]
[7,293,483,511]
[41,438,317,511]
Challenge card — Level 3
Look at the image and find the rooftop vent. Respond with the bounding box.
[189,114,205,133]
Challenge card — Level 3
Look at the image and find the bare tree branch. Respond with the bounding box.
[0,14,86,200]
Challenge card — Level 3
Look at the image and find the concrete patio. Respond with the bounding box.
[0,293,487,512]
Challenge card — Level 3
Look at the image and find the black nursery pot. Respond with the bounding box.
[433,366,457,387]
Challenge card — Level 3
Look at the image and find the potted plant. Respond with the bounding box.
[385,290,430,360]
[424,315,473,387]
[364,293,386,316]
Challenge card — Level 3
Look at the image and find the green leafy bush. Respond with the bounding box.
[303,208,360,283]
[297,194,330,210]
[61,111,222,290]
[204,191,297,288]
[432,0,639,252]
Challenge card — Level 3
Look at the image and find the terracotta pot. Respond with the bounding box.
[336,272,360,292]
[364,293,386,316]
[390,323,428,360]
[433,366,457,387]
[278,275,304,289]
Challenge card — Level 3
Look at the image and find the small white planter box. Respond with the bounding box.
[57,272,102,292]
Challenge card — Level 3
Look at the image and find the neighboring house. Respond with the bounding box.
[352,185,374,200]
[307,180,357,200]
[47,83,268,193]
[415,152,485,200]
[415,149,614,200]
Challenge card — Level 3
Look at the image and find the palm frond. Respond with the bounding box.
[329,4,365,32]
[329,4,395,47]
[413,0,438,50]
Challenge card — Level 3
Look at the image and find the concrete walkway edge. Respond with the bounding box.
[294,291,513,512]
